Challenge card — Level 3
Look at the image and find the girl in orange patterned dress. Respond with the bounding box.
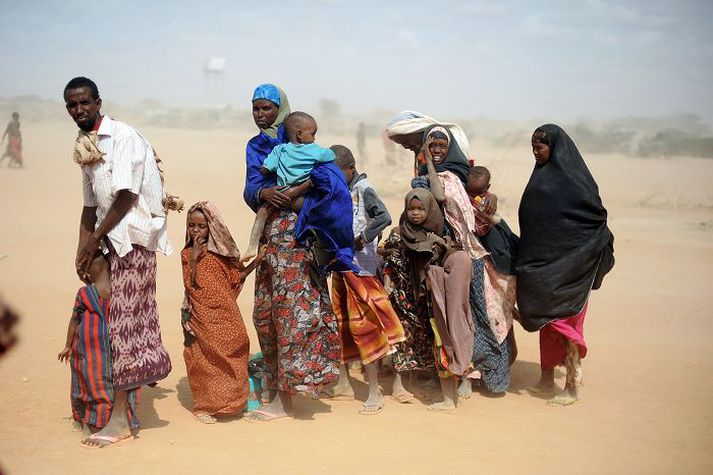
[181,202,265,423]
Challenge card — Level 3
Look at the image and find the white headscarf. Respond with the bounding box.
[385,110,471,158]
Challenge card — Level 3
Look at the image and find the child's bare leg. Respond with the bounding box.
[391,370,414,403]
[360,362,384,414]
[548,340,581,406]
[242,205,271,262]
[323,364,355,399]
[428,376,458,412]
[81,389,131,447]
[458,377,473,399]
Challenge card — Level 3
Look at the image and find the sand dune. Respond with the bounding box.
[0,121,711,474]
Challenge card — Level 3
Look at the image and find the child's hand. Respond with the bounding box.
[191,236,207,262]
[383,275,394,295]
[255,245,268,262]
[182,320,195,337]
[354,235,364,251]
[481,193,498,215]
[58,347,71,362]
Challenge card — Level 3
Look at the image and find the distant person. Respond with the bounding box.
[356,122,366,158]
[242,111,335,261]
[57,252,140,435]
[328,144,404,415]
[518,124,615,406]
[181,202,264,423]
[65,76,172,447]
[381,129,396,166]
[1,112,23,167]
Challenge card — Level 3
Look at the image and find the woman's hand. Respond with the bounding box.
[482,193,498,215]
[421,137,434,162]
[58,347,72,362]
[259,187,291,209]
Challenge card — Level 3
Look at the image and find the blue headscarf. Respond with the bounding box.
[252,83,281,106]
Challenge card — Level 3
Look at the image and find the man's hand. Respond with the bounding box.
[75,234,101,282]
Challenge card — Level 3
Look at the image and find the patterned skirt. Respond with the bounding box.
[253,209,340,397]
[108,246,172,390]
[469,258,511,393]
[332,272,405,365]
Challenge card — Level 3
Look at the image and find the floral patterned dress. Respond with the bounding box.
[253,209,341,397]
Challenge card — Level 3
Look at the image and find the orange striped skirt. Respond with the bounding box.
[332,272,405,365]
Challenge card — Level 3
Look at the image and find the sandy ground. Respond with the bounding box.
[1,120,712,474]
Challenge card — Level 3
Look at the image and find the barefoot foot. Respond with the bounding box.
[458,378,472,400]
[547,387,579,406]
[427,401,456,413]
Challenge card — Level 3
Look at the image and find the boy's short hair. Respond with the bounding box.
[469,165,491,183]
[285,111,315,132]
[330,145,355,168]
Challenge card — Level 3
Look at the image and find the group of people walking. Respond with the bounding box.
[57,76,614,448]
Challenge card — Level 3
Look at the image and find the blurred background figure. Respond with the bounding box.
[1,112,23,168]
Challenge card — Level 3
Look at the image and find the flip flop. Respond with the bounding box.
[390,391,415,404]
[193,412,217,424]
[80,433,133,449]
[245,409,292,423]
[359,402,384,416]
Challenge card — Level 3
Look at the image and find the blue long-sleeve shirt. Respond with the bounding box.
[243,125,288,213]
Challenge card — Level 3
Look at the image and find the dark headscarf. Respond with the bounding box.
[399,188,445,253]
[399,189,445,299]
[417,124,470,184]
[516,124,615,331]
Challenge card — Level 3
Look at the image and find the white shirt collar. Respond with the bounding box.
[96,115,113,136]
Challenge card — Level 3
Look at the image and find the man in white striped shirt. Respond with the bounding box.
[66,76,172,448]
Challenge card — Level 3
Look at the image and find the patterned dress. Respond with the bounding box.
[253,209,340,397]
[181,250,249,415]
[383,231,437,372]
[70,285,139,429]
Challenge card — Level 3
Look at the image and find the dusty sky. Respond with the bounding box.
[1,0,711,121]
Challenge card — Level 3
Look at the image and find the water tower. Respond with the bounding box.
[203,57,226,107]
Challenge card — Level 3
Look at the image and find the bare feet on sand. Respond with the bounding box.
[458,378,473,400]
[245,391,294,422]
[548,386,579,406]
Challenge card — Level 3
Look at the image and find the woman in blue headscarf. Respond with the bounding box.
[243,84,341,422]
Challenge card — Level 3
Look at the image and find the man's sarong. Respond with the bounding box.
[108,245,171,390]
